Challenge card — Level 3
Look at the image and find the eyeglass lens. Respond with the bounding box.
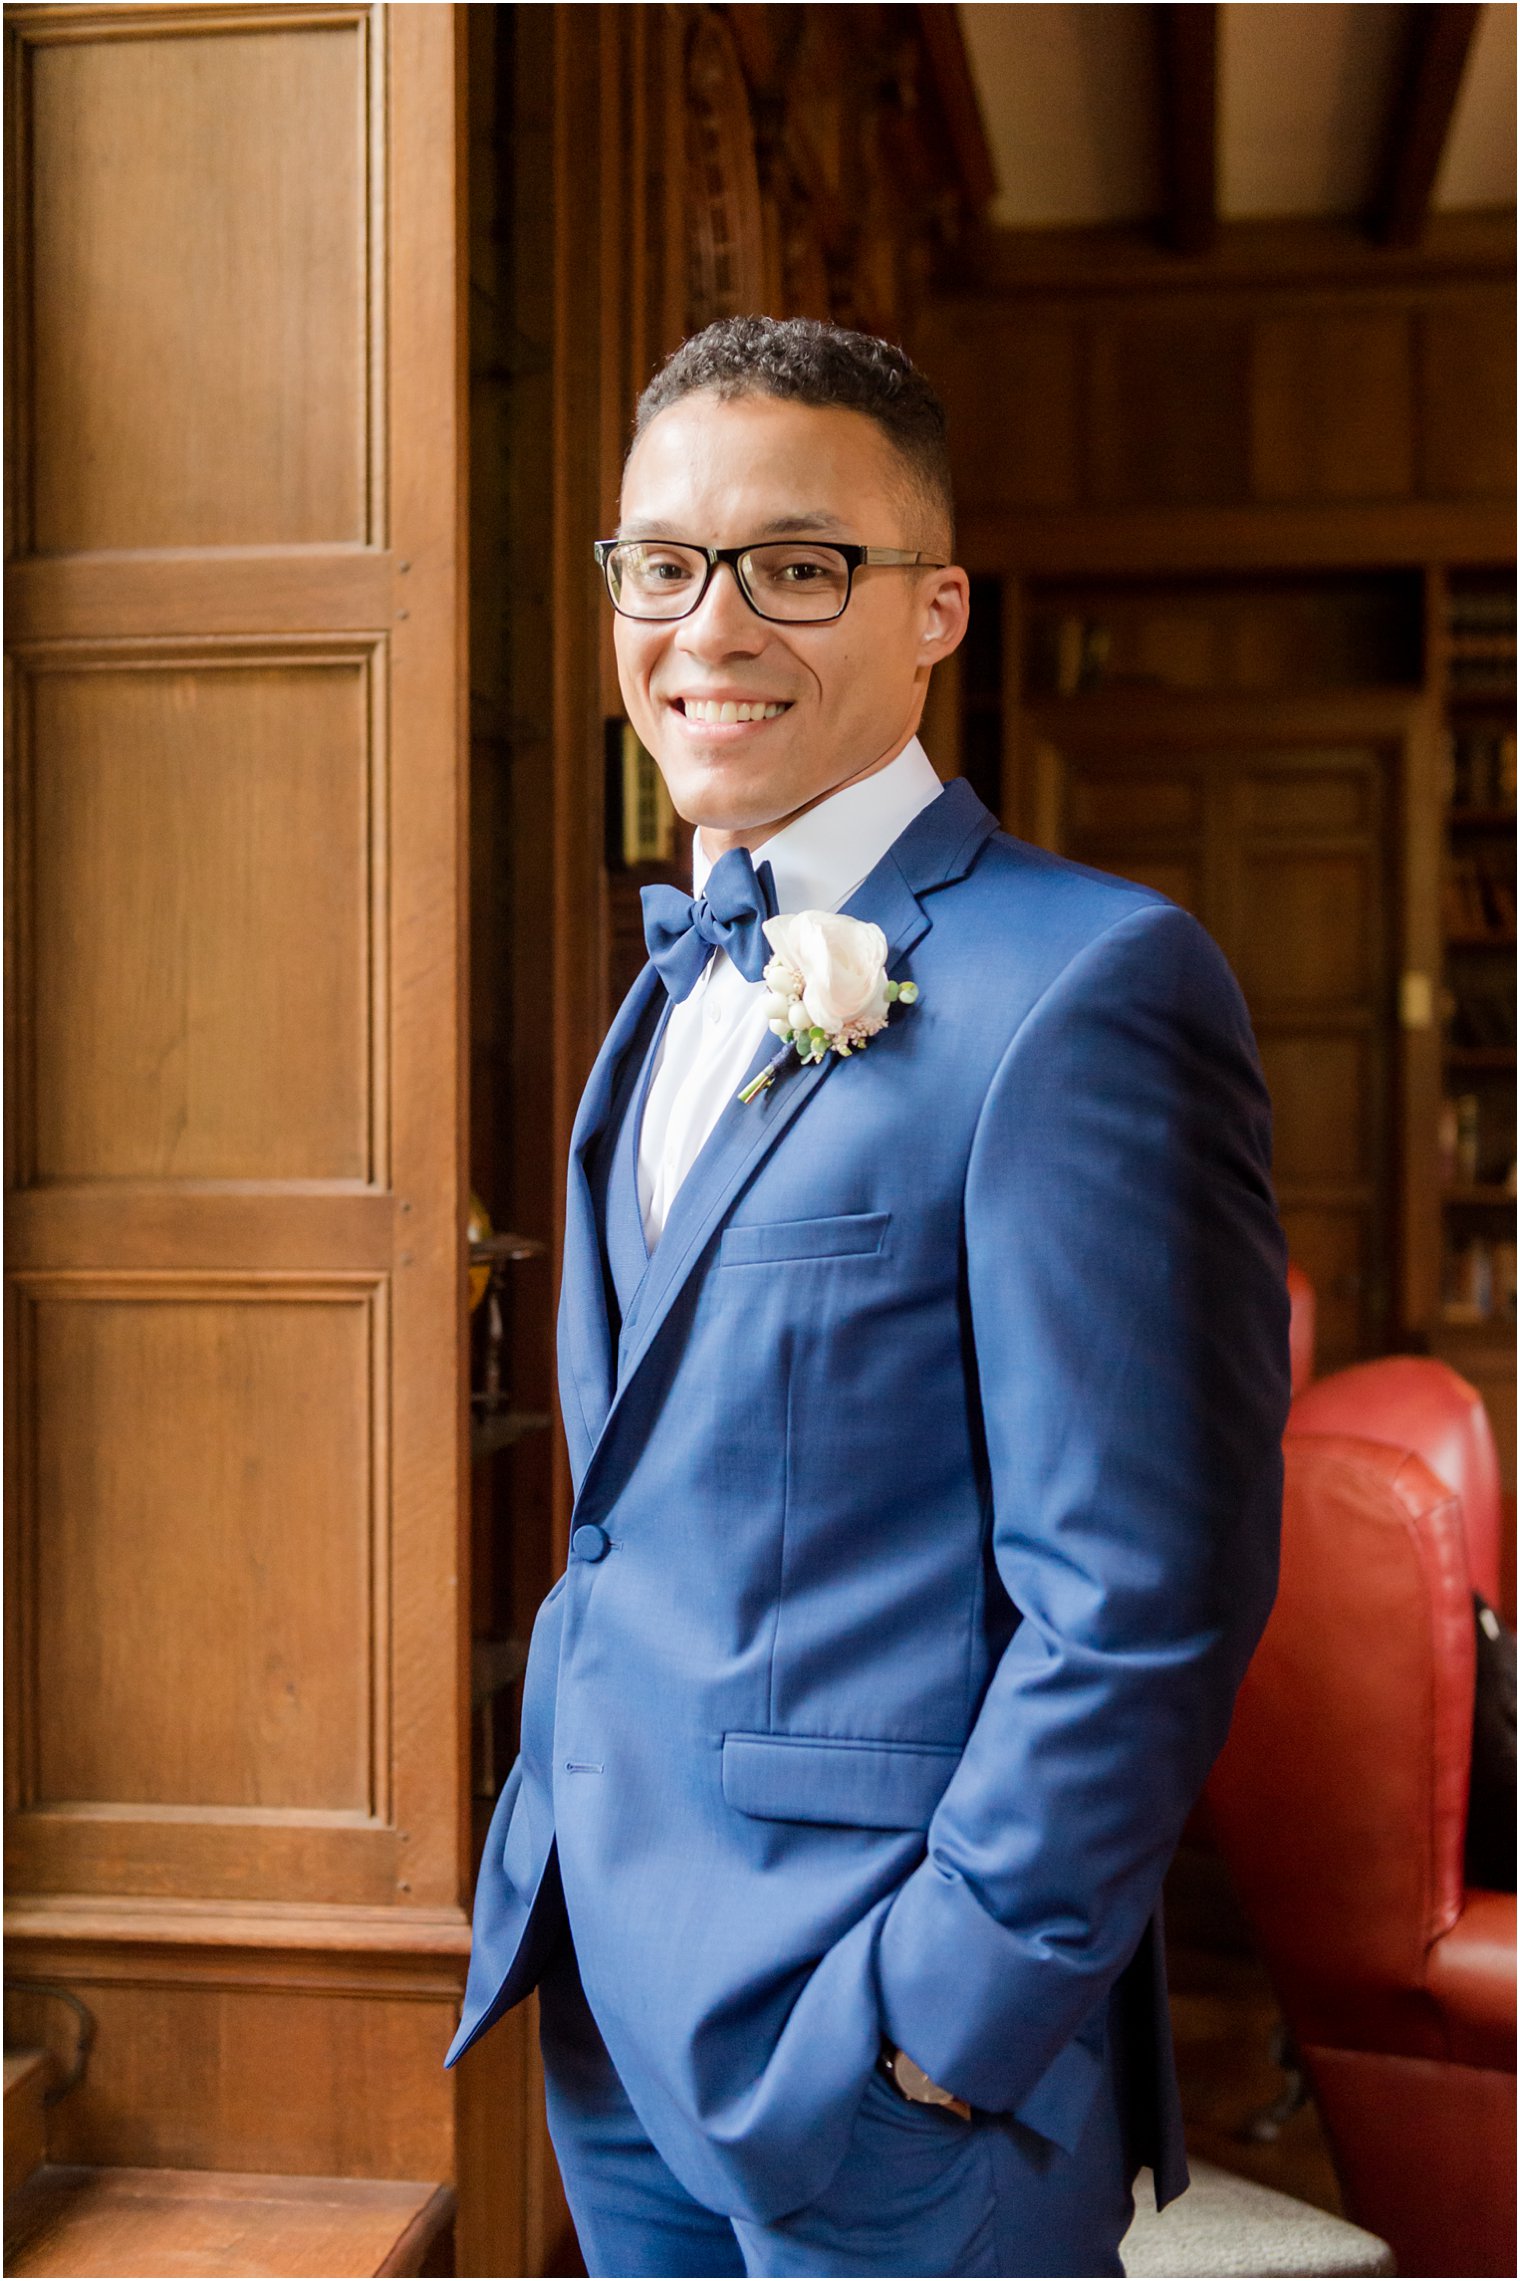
[607,542,850,622]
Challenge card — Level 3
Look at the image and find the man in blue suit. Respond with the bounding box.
[449,317,1290,2277]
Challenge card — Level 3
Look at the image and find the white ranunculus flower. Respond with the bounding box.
[763,910,891,1037]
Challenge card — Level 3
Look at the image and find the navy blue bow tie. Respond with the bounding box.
[641,847,779,1002]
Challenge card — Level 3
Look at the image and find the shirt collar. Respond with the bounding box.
[690,737,944,917]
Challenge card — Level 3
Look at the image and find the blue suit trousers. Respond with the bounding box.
[539,1930,1138,2279]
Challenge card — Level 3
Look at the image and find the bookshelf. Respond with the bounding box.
[1429,569,1516,1533]
[1434,570,1517,1342]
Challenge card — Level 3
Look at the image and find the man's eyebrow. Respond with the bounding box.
[611,512,853,542]
[752,512,851,536]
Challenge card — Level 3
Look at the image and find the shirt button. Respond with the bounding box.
[571,1523,611,1564]
[707,1003,722,1024]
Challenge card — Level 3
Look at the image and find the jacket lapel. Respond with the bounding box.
[572,777,997,1509]
[558,964,666,1466]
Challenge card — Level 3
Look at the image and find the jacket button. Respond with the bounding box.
[571,1523,611,1563]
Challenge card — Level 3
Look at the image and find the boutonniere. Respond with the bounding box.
[737,910,920,1104]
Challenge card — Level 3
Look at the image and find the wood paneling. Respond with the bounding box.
[1236,848,1374,1008]
[1251,313,1415,502]
[1035,702,1412,1370]
[916,224,1515,561]
[1088,315,1254,507]
[5,0,473,2229]
[1241,769,1371,833]
[5,0,465,1911]
[948,317,1081,514]
[7,1954,457,2179]
[26,1283,376,1813]
[6,554,396,643]
[956,498,1515,578]
[21,656,375,1185]
[1258,1034,1371,1186]
[1276,1203,1372,1374]
[1416,300,1518,500]
[25,17,371,552]
[1067,774,1200,837]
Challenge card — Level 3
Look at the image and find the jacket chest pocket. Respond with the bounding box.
[718,1211,890,1267]
[722,1731,958,1830]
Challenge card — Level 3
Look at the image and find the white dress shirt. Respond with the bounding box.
[637,737,944,1246]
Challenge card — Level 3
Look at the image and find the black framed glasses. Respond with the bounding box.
[593,539,948,624]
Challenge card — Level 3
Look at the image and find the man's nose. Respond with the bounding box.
[677,560,766,653]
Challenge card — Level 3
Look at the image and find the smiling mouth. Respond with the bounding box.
[675,698,791,724]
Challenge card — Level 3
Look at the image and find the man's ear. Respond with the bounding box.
[919,566,971,668]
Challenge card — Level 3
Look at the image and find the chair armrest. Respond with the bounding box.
[1425,1887,1517,2069]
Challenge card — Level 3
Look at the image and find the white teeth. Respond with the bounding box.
[682,699,787,723]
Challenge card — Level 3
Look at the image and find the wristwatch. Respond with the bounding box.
[878,2041,973,2121]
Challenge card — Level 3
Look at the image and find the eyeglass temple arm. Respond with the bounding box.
[593,541,947,566]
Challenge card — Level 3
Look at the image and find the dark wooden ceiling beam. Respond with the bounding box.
[1372,3,1482,248]
[914,4,1000,220]
[1156,2,1218,256]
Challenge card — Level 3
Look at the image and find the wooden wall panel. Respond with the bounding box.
[1036,706,1407,1371]
[941,315,1081,514]
[7,1952,458,2180]
[1258,1034,1371,1186]
[1281,1203,1374,1369]
[1066,774,1201,838]
[1087,315,1254,508]
[1251,312,1415,501]
[26,19,370,552]
[1240,767,1371,833]
[917,235,1515,562]
[1235,848,1375,1007]
[23,656,375,1184]
[1416,299,1518,500]
[27,1285,375,1814]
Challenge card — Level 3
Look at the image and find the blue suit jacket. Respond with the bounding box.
[447,778,1290,2227]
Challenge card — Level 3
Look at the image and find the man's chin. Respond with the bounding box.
[659,769,805,839]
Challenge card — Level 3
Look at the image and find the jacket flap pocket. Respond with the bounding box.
[722,1731,958,1831]
[719,1211,890,1267]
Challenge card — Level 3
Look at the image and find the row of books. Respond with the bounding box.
[1444,858,1516,940]
[1444,729,1517,811]
[1445,979,1517,1050]
[1438,1096,1517,1190]
[1449,654,1517,700]
[1448,588,1517,637]
[1441,1236,1518,1326]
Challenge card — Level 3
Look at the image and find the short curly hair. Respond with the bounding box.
[631,315,954,550]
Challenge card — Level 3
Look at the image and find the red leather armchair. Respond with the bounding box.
[1291,1352,1505,1612]
[1207,1381,1516,2279]
[1286,1261,1317,1397]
